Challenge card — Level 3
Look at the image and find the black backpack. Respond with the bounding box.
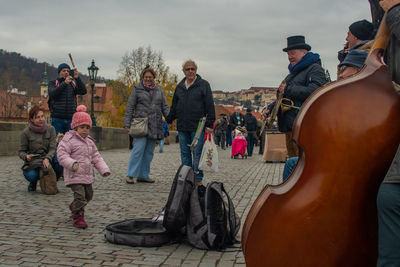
[163,165,195,232]
[186,182,240,250]
[105,165,194,247]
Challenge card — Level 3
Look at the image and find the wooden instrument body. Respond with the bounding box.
[242,50,400,266]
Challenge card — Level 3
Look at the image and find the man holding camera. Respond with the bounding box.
[48,63,87,134]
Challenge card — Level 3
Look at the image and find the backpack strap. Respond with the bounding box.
[220,183,239,242]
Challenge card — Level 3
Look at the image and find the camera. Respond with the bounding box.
[69,69,75,77]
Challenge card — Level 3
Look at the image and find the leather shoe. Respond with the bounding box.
[137,178,155,183]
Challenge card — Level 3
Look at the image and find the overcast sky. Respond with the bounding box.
[0,0,372,91]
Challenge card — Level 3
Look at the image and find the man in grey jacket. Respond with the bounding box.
[371,0,400,265]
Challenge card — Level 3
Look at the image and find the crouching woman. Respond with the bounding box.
[19,105,57,192]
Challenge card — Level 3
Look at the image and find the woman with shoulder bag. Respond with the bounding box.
[123,67,170,184]
[19,105,57,192]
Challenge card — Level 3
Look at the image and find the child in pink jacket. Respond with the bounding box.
[57,105,110,229]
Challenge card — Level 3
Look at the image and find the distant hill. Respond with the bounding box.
[0,49,92,95]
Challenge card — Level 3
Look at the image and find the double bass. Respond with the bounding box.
[242,15,400,266]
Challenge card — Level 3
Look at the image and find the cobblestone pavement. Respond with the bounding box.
[0,143,284,266]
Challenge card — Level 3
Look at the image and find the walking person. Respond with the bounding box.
[230,106,245,131]
[124,67,170,184]
[159,120,169,153]
[57,105,110,228]
[218,114,228,149]
[166,60,215,185]
[244,108,257,157]
[18,105,57,192]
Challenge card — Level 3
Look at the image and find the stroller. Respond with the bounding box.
[231,128,248,159]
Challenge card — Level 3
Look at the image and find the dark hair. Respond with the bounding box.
[28,105,45,121]
[141,67,157,80]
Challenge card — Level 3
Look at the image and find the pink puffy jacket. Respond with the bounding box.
[57,130,110,186]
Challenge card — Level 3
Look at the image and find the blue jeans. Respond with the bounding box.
[23,169,40,184]
[127,137,156,179]
[377,183,400,266]
[246,132,255,156]
[159,138,165,152]
[51,117,72,135]
[178,131,205,181]
[226,130,233,146]
[282,157,298,182]
[51,117,71,178]
[23,160,59,184]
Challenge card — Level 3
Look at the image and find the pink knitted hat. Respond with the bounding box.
[71,105,92,129]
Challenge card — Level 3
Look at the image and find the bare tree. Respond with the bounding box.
[117,46,177,89]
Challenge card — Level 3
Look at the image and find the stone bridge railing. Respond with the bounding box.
[0,122,177,156]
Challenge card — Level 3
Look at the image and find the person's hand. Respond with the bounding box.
[72,162,79,172]
[205,127,213,134]
[262,109,270,117]
[26,154,32,162]
[72,68,79,79]
[380,0,400,11]
[124,126,130,131]
[278,81,286,94]
[103,172,111,177]
[43,158,50,168]
[65,75,73,84]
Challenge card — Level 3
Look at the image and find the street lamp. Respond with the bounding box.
[87,59,98,126]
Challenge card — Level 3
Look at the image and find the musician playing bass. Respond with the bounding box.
[370,0,400,265]
[263,35,328,157]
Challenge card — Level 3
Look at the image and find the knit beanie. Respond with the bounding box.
[57,63,71,73]
[71,105,92,129]
[349,20,374,40]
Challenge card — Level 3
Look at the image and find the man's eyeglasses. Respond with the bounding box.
[185,68,196,71]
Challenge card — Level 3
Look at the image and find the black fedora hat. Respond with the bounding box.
[283,35,311,52]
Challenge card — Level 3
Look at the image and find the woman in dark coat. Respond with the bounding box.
[123,67,170,183]
[19,105,56,191]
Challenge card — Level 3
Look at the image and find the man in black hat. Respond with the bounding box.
[48,63,87,135]
[338,19,374,63]
[263,35,327,157]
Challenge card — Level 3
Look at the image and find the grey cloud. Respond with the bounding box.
[0,0,373,90]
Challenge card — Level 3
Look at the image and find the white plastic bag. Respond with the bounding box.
[199,134,219,172]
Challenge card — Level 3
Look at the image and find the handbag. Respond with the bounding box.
[199,134,219,172]
[129,117,149,138]
[39,165,58,195]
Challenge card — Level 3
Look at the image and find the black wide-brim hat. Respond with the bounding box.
[283,35,311,52]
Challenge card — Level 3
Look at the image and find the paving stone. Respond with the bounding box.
[0,144,283,266]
